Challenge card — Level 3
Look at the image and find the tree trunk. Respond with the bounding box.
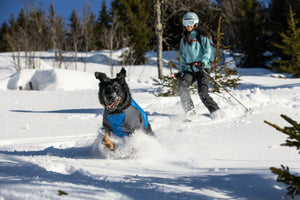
[154,0,163,79]
[74,43,77,70]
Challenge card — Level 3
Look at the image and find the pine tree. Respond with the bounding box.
[98,0,111,29]
[233,0,266,68]
[82,2,96,71]
[111,0,153,65]
[152,52,180,97]
[264,115,300,199]
[6,13,22,71]
[27,8,49,51]
[49,3,66,63]
[272,6,300,78]
[216,0,240,49]
[48,4,66,68]
[211,16,241,93]
[94,0,112,50]
[269,0,300,50]
[67,10,82,70]
[0,22,10,52]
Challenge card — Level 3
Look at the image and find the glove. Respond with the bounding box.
[102,135,115,151]
[194,62,205,70]
[174,72,182,79]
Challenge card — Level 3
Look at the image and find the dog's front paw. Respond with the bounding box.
[104,142,115,151]
[102,136,115,151]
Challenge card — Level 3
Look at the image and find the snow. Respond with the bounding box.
[0,50,300,200]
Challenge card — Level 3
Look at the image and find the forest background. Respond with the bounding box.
[0,0,299,78]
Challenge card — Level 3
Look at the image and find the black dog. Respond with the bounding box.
[95,68,154,150]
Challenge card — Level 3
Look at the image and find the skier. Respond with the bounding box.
[175,12,222,119]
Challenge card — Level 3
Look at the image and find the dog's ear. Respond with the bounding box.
[116,68,126,83]
[117,68,126,77]
[95,72,110,82]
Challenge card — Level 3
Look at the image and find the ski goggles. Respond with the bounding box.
[183,20,196,27]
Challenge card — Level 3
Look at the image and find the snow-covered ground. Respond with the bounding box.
[0,50,299,200]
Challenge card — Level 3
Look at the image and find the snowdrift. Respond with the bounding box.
[0,69,98,91]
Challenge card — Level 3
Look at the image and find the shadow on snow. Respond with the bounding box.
[10,108,104,115]
[238,82,300,90]
[0,154,287,200]
[0,146,94,159]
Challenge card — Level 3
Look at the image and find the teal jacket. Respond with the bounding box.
[179,30,211,74]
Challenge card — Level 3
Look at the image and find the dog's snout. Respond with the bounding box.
[106,95,115,102]
[103,87,117,102]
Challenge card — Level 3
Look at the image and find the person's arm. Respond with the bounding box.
[200,36,211,69]
[179,38,186,74]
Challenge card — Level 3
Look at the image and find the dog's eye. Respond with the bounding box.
[114,86,119,92]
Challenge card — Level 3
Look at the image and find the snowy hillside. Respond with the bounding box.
[0,50,299,200]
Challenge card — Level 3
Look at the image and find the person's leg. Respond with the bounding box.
[197,70,220,113]
[178,73,194,112]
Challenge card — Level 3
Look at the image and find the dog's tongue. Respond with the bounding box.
[107,102,115,108]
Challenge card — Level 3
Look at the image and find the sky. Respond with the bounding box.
[0,0,112,25]
[0,0,270,26]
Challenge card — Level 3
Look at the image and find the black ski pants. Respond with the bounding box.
[178,70,219,113]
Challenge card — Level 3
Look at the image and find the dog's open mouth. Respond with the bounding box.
[103,95,121,112]
[106,102,116,109]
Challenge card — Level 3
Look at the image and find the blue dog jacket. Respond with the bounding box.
[102,99,149,137]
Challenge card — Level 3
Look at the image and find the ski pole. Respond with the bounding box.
[202,69,249,112]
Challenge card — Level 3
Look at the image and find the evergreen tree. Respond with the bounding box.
[211,16,241,93]
[54,15,66,68]
[196,0,220,32]
[20,0,50,53]
[23,2,50,69]
[6,10,28,70]
[269,0,300,50]
[82,3,96,71]
[272,6,300,78]
[111,0,153,64]
[152,51,180,97]
[94,0,112,50]
[49,4,59,59]
[67,10,82,70]
[98,0,111,29]
[15,9,27,50]
[264,115,300,199]
[216,0,240,49]
[233,0,266,68]
[48,3,66,68]
[0,22,10,52]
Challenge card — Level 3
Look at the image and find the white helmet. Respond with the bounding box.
[182,12,199,27]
